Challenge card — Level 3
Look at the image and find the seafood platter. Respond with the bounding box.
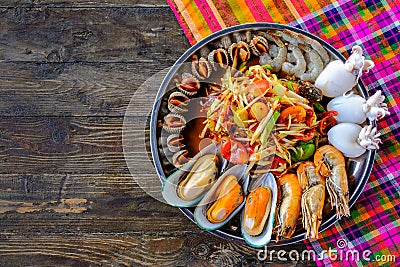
[150,23,389,247]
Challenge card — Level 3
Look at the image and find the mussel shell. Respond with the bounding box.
[162,143,227,207]
[241,172,277,248]
[194,164,249,231]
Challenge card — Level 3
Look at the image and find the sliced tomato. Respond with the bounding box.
[279,106,307,124]
[249,79,273,97]
[221,140,249,164]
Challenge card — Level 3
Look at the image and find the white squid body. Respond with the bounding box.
[315,45,374,98]
[327,94,367,124]
[314,60,356,97]
[328,123,366,158]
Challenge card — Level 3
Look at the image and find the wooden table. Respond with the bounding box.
[0,1,316,266]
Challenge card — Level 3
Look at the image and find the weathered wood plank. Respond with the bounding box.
[0,7,190,63]
[0,0,167,8]
[0,62,172,116]
[0,116,153,174]
[0,232,315,266]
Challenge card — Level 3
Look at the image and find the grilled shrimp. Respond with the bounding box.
[314,145,350,218]
[259,32,287,72]
[297,162,326,239]
[299,43,324,82]
[282,44,306,78]
[276,173,302,240]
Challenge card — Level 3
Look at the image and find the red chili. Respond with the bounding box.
[296,128,316,142]
[317,110,338,119]
[305,109,314,127]
[271,156,286,176]
[319,117,337,135]
[318,110,338,135]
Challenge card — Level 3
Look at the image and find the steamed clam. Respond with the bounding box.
[172,149,191,167]
[249,36,269,56]
[162,113,186,133]
[229,41,251,69]
[176,73,200,96]
[162,143,226,207]
[191,54,212,80]
[194,164,248,230]
[166,134,185,153]
[241,173,277,248]
[168,92,190,113]
[208,48,230,70]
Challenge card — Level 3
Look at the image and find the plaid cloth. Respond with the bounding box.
[167,0,400,266]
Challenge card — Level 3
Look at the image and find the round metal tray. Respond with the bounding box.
[150,23,375,247]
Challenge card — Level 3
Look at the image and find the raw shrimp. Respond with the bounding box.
[282,44,306,77]
[259,32,287,72]
[283,29,330,66]
[299,43,324,82]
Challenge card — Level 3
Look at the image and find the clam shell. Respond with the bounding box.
[241,172,278,248]
[166,134,185,153]
[249,36,269,56]
[176,73,200,96]
[208,48,230,69]
[194,164,249,231]
[168,92,190,113]
[191,56,212,80]
[162,113,186,133]
[228,41,251,63]
[172,149,191,168]
[162,143,227,207]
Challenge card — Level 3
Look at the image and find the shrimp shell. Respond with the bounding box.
[282,44,306,77]
[314,145,350,218]
[258,32,287,72]
[298,43,324,82]
[276,173,302,240]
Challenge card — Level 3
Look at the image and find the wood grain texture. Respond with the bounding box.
[0,7,189,63]
[0,116,152,174]
[0,3,318,267]
[0,62,170,116]
[0,232,315,266]
[0,0,168,7]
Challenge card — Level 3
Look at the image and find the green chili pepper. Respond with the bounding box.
[291,142,316,163]
[287,81,294,92]
[239,61,247,72]
[313,102,326,113]
[263,64,272,70]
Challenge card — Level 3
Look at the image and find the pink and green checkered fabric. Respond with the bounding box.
[168,0,399,266]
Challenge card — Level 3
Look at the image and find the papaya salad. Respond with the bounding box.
[199,65,338,175]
